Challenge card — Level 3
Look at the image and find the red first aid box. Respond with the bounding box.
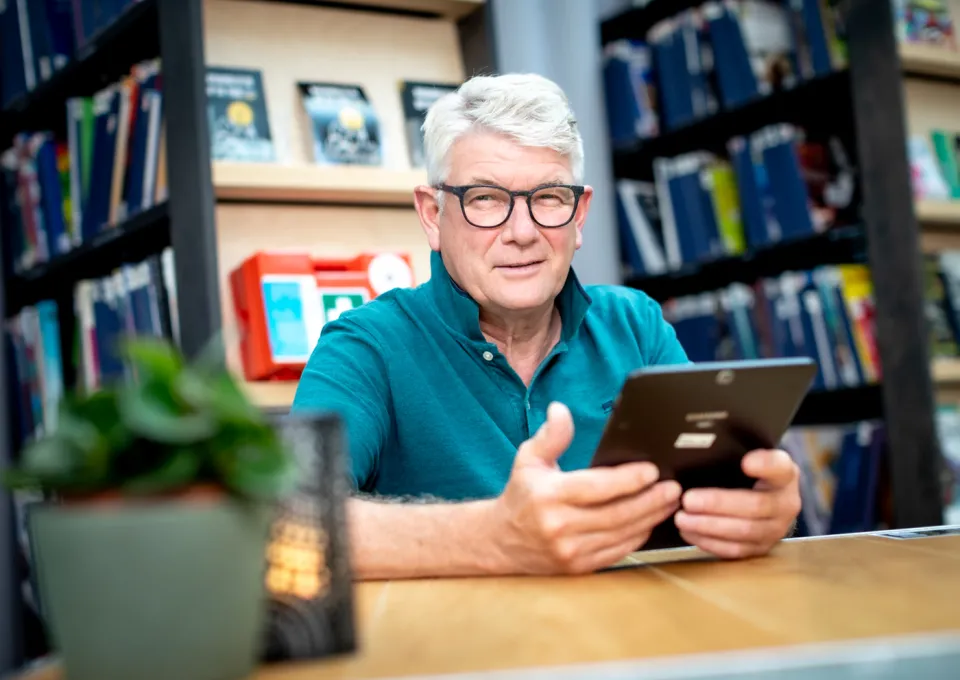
[231,251,414,381]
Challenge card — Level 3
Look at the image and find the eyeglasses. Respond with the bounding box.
[435,183,585,229]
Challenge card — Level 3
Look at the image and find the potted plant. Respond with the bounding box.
[3,337,297,680]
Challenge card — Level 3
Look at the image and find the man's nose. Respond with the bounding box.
[501,199,539,245]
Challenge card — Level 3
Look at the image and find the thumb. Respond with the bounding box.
[517,402,575,467]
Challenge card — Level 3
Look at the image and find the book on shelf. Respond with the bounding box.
[602,0,847,140]
[74,247,179,393]
[399,80,459,169]
[935,403,960,525]
[616,122,857,279]
[0,0,145,109]
[0,57,166,276]
[892,0,956,49]
[297,82,382,167]
[206,66,275,164]
[782,419,886,536]
[660,263,881,392]
[5,247,179,445]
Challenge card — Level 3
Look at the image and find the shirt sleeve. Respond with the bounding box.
[290,316,391,491]
[642,292,691,366]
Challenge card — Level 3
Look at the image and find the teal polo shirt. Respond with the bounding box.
[291,250,690,500]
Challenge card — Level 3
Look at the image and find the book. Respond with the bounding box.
[206,66,275,163]
[399,80,458,168]
[298,82,382,166]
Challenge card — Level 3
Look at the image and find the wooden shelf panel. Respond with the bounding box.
[241,380,298,409]
[933,358,960,385]
[917,200,960,226]
[901,43,960,80]
[213,162,425,205]
[227,0,483,20]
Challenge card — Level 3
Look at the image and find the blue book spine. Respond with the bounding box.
[758,125,815,240]
[800,0,835,77]
[34,135,70,257]
[728,137,770,248]
[0,0,29,106]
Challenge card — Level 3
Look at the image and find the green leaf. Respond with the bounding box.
[121,448,203,495]
[119,381,217,445]
[216,442,298,500]
[20,437,80,479]
[120,337,183,383]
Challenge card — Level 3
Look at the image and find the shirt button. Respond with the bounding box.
[482,351,494,361]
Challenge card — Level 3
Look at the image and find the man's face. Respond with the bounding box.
[416,131,593,317]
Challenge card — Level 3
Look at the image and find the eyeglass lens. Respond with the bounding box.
[461,186,577,228]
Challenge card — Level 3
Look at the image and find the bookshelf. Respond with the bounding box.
[0,1,160,145]
[600,0,946,532]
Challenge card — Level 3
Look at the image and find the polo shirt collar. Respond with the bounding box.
[427,250,592,345]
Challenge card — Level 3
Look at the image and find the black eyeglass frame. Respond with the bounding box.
[435,182,586,229]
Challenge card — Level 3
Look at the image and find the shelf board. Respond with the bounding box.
[0,0,159,146]
[241,380,298,410]
[600,0,701,44]
[916,199,960,227]
[933,358,960,384]
[6,203,171,313]
[212,162,426,206]
[626,225,867,303]
[232,0,483,19]
[900,42,960,81]
[793,384,884,426]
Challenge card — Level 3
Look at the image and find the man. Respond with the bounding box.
[292,73,801,580]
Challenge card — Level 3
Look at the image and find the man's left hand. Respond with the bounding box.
[673,449,801,559]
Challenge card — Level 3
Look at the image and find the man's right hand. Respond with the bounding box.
[486,401,682,576]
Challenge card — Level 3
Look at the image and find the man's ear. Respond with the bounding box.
[574,185,594,250]
[414,185,442,251]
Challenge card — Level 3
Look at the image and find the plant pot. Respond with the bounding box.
[28,492,274,680]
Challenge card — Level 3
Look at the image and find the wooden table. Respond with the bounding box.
[17,529,960,679]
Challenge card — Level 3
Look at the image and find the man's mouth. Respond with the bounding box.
[498,260,544,269]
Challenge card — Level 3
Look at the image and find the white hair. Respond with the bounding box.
[421,73,585,191]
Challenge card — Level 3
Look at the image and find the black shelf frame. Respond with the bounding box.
[0,0,159,147]
[604,0,945,529]
[793,384,885,427]
[628,225,868,303]
[600,0,703,45]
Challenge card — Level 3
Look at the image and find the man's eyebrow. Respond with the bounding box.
[465,177,567,186]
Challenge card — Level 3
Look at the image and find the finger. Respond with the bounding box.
[568,503,680,574]
[741,449,798,490]
[678,530,768,560]
[555,462,662,506]
[566,480,682,533]
[681,487,778,519]
[674,510,778,544]
[573,538,647,574]
[516,402,574,468]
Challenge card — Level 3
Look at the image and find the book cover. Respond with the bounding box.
[298,82,382,166]
[399,80,458,168]
[206,66,275,163]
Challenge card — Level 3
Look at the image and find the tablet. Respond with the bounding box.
[590,357,817,551]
